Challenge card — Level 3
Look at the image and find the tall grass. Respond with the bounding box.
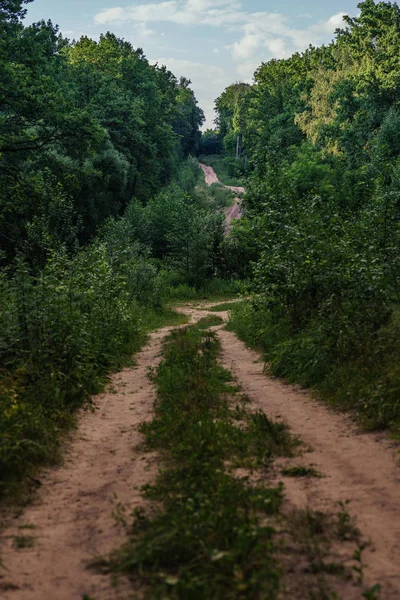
[106,324,289,598]
[104,322,369,598]
[228,299,400,433]
[209,183,235,208]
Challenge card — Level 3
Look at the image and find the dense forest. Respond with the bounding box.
[203,0,400,433]
[0,0,237,492]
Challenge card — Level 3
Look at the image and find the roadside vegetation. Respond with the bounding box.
[213,0,400,434]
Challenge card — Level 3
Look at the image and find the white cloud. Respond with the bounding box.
[230,11,347,81]
[311,12,347,34]
[95,2,347,65]
[95,6,127,24]
[95,0,245,26]
[150,56,230,128]
[265,38,291,58]
[235,58,260,81]
[93,2,350,125]
[232,33,262,60]
[136,22,156,37]
[151,56,225,84]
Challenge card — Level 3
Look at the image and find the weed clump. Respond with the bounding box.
[196,315,224,329]
[281,466,322,478]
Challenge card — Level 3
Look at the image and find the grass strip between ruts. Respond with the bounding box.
[102,321,376,599]
[105,323,300,599]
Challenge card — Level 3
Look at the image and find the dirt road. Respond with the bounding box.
[192,304,400,598]
[0,328,172,600]
[199,163,244,231]
[1,303,399,598]
[217,325,400,598]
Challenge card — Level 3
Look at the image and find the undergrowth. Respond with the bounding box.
[0,250,187,502]
[105,324,292,598]
[209,183,235,208]
[228,300,400,433]
[196,315,224,329]
[165,279,241,302]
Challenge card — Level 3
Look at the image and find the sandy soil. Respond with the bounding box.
[224,202,243,231]
[178,303,400,595]
[199,163,244,232]
[216,323,400,598]
[0,327,174,600]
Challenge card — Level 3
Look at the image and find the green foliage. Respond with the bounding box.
[0,242,178,497]
[0,149,234,497]
[104,160,227,290]
[199,129,223,155]
[215,83,251,160]
[209,183,234,209]
[0,4,204,265]
[219,1,400,432]
[0,1,220,495]
[229,300,400,432]
[196,315,224,329]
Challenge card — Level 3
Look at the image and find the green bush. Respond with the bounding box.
[0,243,166,496]
[229,300,400,432]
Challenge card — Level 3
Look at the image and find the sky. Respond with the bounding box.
[26,0,361,128]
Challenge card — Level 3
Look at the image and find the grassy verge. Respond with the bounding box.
[209,183,235,208]
[196,315,224,329]
[104,322,372,599]
[142,307,189,330]
[194,164,234,210]
[228,300,400,434]
[198,154,244,188]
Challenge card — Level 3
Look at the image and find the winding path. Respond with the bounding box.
[199,163,245,232]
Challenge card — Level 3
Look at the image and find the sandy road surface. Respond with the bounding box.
[216,322,400,598]
[0,328,173,600]
[199,163,245,231]
[1,303,399,599]
[182,303,400,596]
